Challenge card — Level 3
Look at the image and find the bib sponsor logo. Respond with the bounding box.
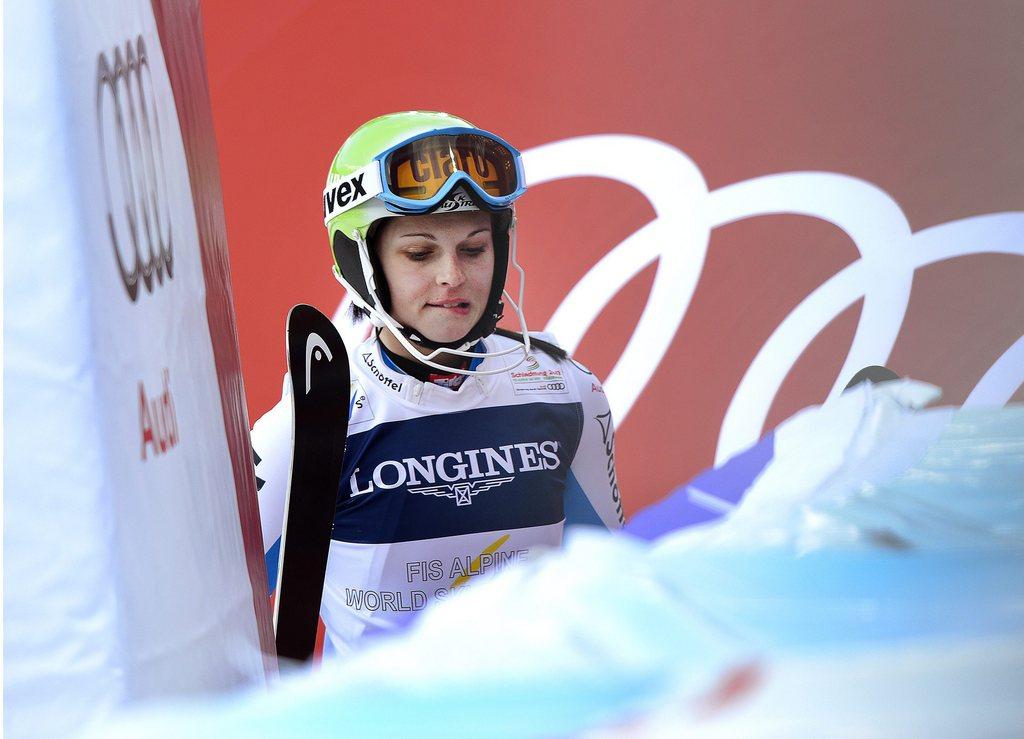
[410,476,514,506]
[344,547,529,611]
[361,351,403,392]
[96,35,174,302]
[510,367,568,396]
[349,380,373,424]
[405,548,528,585]
[348,440,561,504]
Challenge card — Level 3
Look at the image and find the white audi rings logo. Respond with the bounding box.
[526,136,1024,464]
[96,35,173,302]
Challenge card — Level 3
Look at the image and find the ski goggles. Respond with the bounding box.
[323,127,526,224]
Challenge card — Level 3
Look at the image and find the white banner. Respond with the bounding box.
[5,1,265,735]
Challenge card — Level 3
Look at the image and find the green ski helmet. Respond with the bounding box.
[324,111,531,373]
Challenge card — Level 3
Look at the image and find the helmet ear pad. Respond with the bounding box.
[331,228,392,313]
[481,208,513,333]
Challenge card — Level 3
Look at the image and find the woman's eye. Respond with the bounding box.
[406,251,431,262]
[462,246,487,257]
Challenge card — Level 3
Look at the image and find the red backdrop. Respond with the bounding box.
[202,1,1024,515]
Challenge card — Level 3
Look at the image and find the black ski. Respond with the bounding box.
[274,304,350,662]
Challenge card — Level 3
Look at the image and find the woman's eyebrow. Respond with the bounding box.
[397,228,490,240]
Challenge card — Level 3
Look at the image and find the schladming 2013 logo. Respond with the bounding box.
[96,35,173,302]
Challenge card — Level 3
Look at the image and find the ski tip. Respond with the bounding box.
[844,365,900,391]
[287,303,321,325]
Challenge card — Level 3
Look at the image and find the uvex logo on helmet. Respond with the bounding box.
[323,171,372,222]
[349,441,562,505]
[96,35,173,302]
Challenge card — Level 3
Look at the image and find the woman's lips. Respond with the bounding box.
[426,300,470,316]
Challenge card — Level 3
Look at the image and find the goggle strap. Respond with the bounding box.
[323,163,383,225]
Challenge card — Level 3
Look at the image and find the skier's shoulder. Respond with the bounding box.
[252,376,291,430]
[529,333,606,401]
[250,381,292,471]
[523,330,600,386]
[489,329,570,366]
[488,330,601,404]
[348,332,378,366]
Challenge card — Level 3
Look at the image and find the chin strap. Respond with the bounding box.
[369,293,530,376]
[332,267,531,377]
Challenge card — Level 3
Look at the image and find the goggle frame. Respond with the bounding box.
[324,127,527,225]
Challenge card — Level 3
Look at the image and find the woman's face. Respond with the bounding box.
[375,210,495,349]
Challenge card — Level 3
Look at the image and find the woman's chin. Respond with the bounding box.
[415,315,481,345]
[420,329,468,346]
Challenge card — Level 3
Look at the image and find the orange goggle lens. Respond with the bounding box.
[385,134,519,201]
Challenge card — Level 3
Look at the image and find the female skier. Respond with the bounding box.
[252,111,623,658]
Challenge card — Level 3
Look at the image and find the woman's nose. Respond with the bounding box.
[436,253,466,287]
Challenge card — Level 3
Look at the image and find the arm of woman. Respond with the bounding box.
[250,376,293,592]
[563,360,626,530]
